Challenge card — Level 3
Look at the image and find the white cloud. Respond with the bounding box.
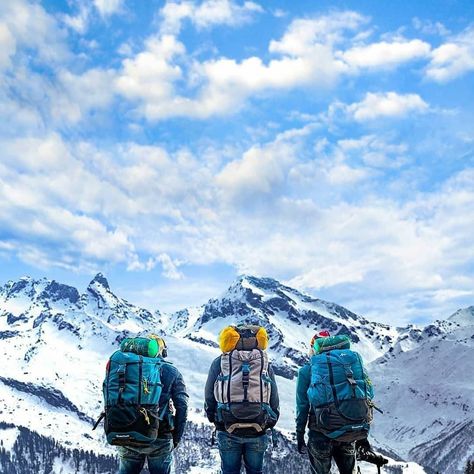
[0,125,473,324]
[337,135,408,169]
[94,0,124,17]
[194,0,263,28]
[111,11,441,121]
[115,34,345,120]
[0,0,69,65]
[160,2,195,34]
[345,92,429,121]
[157,253,184,279]
[124,275,228,312]
[324,163,371,184]
[289,134,409,191]
[269,11,367,56]
[412,17,450,37]
[160,0,263,34]
[0,3,473,325]
[115,35,186,119]
[288,265,365,289]
[54,68,116,122]
[62,4,91,34]
[341,39,431,69]
[426,27,474,82]
[0,23,16,70]
[216,140,296,201]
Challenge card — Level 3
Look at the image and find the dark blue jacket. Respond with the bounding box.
[159,361,188,444]
[204,355,280,433]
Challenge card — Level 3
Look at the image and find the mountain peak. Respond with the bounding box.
[448,305,474,326]
[4,276,42,297]
[88,273,110,290]
[237,275,282,292]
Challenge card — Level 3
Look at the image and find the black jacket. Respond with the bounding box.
[204,355,280,435]
[158,361,188,444]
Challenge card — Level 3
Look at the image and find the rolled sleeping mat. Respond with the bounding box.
[120,337,159,358]
[313,334,351,354]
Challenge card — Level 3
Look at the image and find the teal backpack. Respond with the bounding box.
[94,338,167,447]
[307,335,375,442]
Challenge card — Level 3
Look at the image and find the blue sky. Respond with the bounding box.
[0,0,473,324]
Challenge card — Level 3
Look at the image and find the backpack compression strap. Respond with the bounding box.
[117,364,126,404]
[242,362,250,401]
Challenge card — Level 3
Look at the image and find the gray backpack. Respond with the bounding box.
[213,326,276,434]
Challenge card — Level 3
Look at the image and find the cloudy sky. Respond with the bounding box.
[0,0,473,324]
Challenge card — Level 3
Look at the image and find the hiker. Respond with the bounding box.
[205,325,280,474]
[95,335,188,474]
[296,330,374,474]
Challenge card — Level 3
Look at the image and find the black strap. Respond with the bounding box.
[227,351,233,404]
[92,412,105,430]
[138,356,143,405]
[326,353,339,409]
[242,362,250,401]
[117,364,126,404]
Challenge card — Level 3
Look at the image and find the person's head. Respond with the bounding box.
[309,330,330,355]
[148,334,168,358]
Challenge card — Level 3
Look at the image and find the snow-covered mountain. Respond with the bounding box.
[0,273,471,473]
[369,309,474,473]
[448,305,474,326]
[165,276,456,379]
[0,274,161,457]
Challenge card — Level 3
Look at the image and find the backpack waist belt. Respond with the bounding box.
[227,423,263,433]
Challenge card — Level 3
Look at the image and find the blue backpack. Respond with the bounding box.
[94,349,167,446]
[307,336,375,442]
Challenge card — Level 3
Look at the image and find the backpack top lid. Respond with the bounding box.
[313,334,351,354]
[218,325,268,352]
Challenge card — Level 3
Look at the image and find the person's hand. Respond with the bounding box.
[356,437,371,451]
[296,432,307,455]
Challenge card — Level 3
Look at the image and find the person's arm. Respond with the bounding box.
[268,364,280,422]
[295,365,310,434]
[170,369,188,447]
[204,357,221,423]
[295,364,310,454]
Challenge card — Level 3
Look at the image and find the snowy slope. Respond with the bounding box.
[0,273,469,473]
[448,305,474,326]
[369,321,474,473]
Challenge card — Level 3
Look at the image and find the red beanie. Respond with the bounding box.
[310,330,330,347]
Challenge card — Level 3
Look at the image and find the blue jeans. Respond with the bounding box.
[307,431,356,474]
[217,431,268,474]
[117,438,173,474]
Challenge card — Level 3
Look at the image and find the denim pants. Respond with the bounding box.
[307,431,356,474]
[217,431,269,474]
[117,438,173,474]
